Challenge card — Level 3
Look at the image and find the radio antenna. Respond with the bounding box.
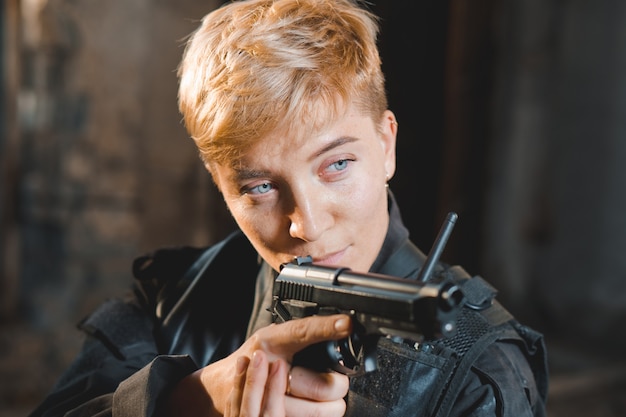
[416,212,458,282]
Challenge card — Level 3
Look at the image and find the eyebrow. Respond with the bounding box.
[230,167,270,182]
[229,136,360,182]
[310,136,359,160]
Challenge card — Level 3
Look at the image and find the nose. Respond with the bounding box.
[288,187,331,242]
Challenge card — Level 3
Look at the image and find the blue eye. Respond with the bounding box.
[329,159,349,172]
[248,182,273,194]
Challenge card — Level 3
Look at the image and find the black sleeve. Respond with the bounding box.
[448,340,547,417]
[463,340,547,417]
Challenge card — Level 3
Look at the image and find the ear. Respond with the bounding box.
[379,110,398,181]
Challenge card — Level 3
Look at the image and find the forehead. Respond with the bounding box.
[231,102,374,166]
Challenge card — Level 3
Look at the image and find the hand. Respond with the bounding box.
[226,351,348,417]
[165,314,352,417]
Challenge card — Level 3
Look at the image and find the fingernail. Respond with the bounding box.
[252,351,263,368]
[335,317,350,331]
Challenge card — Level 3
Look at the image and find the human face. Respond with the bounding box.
[211,105,398,273]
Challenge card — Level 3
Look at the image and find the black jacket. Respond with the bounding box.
[29,195,548,417]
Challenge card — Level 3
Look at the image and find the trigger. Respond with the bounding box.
[333,334,379,376]
[360,335,379,373]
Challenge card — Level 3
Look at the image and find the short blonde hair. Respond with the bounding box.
[177,0,387,168]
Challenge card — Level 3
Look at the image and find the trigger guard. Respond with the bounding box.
[329,334,379,376]
[292,335,380,376]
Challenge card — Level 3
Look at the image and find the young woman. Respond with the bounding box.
[30,1,548,416]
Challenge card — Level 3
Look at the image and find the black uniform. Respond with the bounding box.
[29,193,548,417]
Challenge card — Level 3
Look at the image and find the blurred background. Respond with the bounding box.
[1,0,626,416]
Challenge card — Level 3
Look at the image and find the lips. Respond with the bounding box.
[278,247,349,269]
[311,248,347,266]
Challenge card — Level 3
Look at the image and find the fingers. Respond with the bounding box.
[223,315,352,416]
[227,351,280,417]
[227,351,348,417]
[286,365,349,401]
[282,365,348,417]
[285,395,347,417]
[228,351,289,417]
[263,356,290,415]
[225,355,253,417]
[284,367,348,417]
[256,314,352,358]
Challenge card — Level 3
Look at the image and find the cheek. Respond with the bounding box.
[223,200,258,237]
[345,173,386,216]
[230,205,284,251]
[231,208,265,238]
[344,177,389,261]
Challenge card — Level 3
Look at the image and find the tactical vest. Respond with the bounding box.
[148,230,549,417]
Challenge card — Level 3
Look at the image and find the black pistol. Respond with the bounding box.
[270,212,465,376]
